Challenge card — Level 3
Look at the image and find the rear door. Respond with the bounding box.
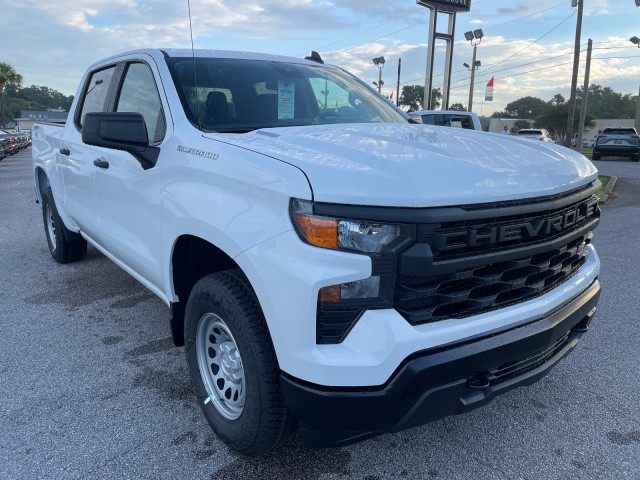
[59,65,118,239]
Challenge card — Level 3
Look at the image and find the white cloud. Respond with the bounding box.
[1,0,637,117]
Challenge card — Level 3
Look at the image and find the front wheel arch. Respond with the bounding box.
[170,235,241,346]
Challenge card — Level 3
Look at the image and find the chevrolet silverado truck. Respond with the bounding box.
[32,49,602,455]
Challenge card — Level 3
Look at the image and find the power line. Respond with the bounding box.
[448,54,640,92]
[482,10,576,76]
[322,0,571,63]
[388,50,640,100]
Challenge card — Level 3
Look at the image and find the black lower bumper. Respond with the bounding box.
[594,146,639,157]
[281,279,601,448]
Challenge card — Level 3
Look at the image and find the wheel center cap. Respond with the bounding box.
[219,341,242,383]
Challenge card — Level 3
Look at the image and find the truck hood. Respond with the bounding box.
[205,124,598,207]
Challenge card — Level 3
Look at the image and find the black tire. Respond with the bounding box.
[185,270,295,455]
[631,153,640,162]
[591,151,601,161]
[41,187,87,263]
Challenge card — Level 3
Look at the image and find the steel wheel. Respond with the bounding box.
[41,187,87,263]
[196,313,245,420]
[44,201,57,248]
[185,271,294,454]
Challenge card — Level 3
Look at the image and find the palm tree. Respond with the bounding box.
[0,62,23,127]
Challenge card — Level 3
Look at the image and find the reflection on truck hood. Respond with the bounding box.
[205,124,598,207]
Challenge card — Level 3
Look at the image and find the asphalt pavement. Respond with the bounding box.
[1,149,639,479]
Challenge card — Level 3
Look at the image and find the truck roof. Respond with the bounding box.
[91,48,328,69]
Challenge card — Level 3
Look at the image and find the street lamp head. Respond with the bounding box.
[464,31,474,42]
[463,62,470,69]
[474,60,482,67]
[630,36,640,46]
[372,56,386,67]
[473,29,484,40]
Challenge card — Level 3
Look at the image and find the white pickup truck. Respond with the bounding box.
[32,49,602,455]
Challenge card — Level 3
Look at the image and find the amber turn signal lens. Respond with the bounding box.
[318,285,341,303]
[291,213,338,249]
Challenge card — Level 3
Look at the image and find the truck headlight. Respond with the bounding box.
[290,199,415,344]
[290,199,411,254]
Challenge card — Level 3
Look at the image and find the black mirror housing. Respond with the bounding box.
[82,112,159,169]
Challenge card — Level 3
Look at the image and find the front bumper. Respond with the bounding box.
[281,278,601,448]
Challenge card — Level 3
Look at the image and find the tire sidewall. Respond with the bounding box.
[42,188,61,260]
[184,275,266,451]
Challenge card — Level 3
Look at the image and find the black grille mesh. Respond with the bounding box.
[395,235,589,325]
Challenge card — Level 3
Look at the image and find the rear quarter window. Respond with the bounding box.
[76,66,117,129]
[602,128,635,135]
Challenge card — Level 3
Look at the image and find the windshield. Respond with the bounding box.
[166,57,409,132]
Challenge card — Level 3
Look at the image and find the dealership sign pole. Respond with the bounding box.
[417,0,471,110]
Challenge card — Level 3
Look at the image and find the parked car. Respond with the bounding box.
[592,127,640,161]
[2,130,28,149]
[0,143,6,161]
[516,128,555,142]
[0,132,18,154]
[409,110,483,130]
[582,138,595,148]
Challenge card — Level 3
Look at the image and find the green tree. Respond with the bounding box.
[4,97,32,119]
[449,102,466,111]
[400,85,441,111]
[511,119,531,134]
[18,85,73,111]
[579,84,636,119]
[535,95,594,144]
[503,96,547,119]
[0,62,23,126]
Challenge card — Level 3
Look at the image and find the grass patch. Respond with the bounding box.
[597,176,610,199]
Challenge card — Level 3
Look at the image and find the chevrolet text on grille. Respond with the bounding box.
[436,197,599,250]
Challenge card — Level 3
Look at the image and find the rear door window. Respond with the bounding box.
[77,66,116,128]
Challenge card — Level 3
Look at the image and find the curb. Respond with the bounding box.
[598,175,618,204]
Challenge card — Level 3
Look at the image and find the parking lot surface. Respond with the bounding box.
[1,149,639,479]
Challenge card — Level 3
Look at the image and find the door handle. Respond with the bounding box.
[93,159,110,169]
[59,147,70,155]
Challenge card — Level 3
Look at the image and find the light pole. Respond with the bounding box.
[464,29,483,112]
[631,36,640,133]
[372,56,386,93]
[321,79,329,110]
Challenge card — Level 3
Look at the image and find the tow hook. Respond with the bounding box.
[573,307,597,333]
[467,374,490,389]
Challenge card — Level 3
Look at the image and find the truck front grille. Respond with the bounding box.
[394,235,589,325]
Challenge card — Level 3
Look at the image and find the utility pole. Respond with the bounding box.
[468,44,479,112]
[577,39,592,153]
[396,59,401,107]
[635,83,640,133]
[565,0,583,146]
[631,35,640,131]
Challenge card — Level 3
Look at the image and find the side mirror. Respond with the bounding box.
[82,112,159,169]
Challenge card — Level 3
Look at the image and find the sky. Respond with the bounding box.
[3,0,640,116]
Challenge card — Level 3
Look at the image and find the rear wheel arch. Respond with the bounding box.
[35,167,50,204]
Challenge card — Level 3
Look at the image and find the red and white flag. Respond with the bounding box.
[485,77,494,102]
